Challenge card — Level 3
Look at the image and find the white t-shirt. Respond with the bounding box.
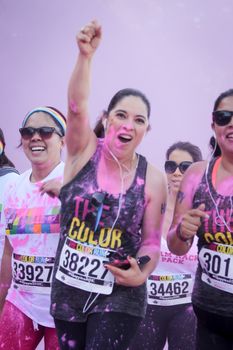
[0,171,19,261]
[147,236,198,306]
[3,162,64,327]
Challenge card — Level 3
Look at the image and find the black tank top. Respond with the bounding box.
[192,157,233,317]
[51,140,148,321]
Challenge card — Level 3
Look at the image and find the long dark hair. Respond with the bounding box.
[0,128,16,168]
[166,141,203,162]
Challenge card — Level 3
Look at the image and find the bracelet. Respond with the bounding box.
[176,223,193,246]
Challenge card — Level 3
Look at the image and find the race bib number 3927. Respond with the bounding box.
[12,253,54,294]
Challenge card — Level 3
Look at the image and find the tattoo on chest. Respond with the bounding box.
[177,190,185,204]
[161,202,166,215]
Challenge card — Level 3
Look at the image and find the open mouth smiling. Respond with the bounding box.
[226,132,233,140]
[118,134,133,143]
[31,146,46,152]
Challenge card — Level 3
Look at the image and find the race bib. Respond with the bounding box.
[147,273,193,306]
[56,237,114,295]
[12,253,54,294]
[199,243,233,293]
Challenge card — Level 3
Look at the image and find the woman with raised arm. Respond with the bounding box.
[167,89,233,349]
[51,20,167,350]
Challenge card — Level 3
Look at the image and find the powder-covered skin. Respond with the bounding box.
[51,140,148,322]
[0,301,59,349]
[192,157,233,317]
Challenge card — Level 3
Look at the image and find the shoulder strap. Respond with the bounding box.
[211,157,222,188]
[0,167,19,177]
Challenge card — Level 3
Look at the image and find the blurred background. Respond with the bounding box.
[1,0,233,173]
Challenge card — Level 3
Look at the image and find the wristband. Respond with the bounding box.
[176,223,193,246]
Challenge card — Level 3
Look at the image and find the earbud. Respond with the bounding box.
[102,119,107,131]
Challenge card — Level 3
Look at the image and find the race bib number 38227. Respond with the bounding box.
[56,237,114,295]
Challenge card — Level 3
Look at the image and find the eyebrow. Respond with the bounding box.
[115,109,147,120]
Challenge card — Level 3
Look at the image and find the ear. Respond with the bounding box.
[211,122,216,136]
[146,124,151,132]
[60,136,65,148]
[102,118,107,131]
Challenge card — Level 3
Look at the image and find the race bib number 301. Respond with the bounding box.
[199,243,233,293]
[56,237,114,295]
[12,253,54,294]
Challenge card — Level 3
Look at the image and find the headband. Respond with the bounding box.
[22,107,66,135]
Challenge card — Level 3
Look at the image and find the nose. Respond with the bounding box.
[173,167,182,176]
[31,131,42,140]
[229,116,233,126]
[122,120,134,130]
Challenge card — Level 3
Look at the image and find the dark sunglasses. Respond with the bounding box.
[212,110,233,126]
[164,160,192,174]
[85,192,107,232]
[19,127,62,139]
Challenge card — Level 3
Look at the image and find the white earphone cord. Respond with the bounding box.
[83,147,125,313]
[205,161,233,233]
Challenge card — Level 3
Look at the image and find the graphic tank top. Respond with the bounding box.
[51,140,148,322]
[192,157,233,317]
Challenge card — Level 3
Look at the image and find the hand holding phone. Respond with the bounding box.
[104,255,151,270]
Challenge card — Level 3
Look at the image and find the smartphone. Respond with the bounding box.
[104,255,151,270]
[106,258,131,270]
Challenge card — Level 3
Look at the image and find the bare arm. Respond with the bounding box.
[66,20,102,159]
[39,178,63,198]
[136,165,167,278]
[167,161,208,255]
[0,237,12,314]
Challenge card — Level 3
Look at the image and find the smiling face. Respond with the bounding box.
[21,112,64,171]
[212,95,233,157]
[104,95,149,159]
[166,149,193,194]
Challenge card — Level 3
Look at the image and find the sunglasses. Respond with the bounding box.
[85,192,107,232]
[164,160,192,174]
[212,110,233,126]
[19,127,62,140]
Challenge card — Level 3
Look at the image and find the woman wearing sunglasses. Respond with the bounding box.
[0,107,66,349]
[167,89,233,350]
[50,20,167,350]
[129,141,202,350]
